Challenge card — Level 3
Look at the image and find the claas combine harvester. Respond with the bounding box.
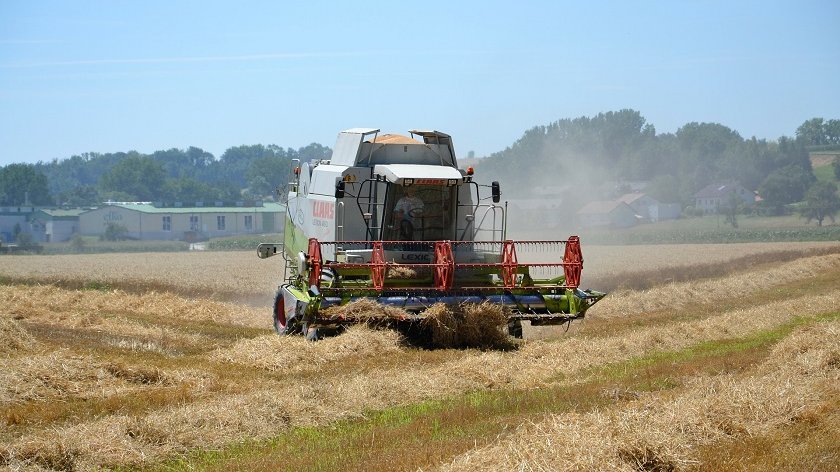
[258,128,605,340]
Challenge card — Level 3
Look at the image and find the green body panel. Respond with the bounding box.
[283,213,310,261]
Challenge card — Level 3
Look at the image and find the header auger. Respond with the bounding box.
[258,128,605,340]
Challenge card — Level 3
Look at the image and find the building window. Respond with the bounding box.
[162,216,171,231]
[217,215,225,230]
[244,215,253,231]
[190,215,199,231]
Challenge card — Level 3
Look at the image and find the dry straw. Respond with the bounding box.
[589,253,840,318]
[13,287,839,470]
[212,324,404,373]
[421,302,514,350]
[321,298,412,323]
[0,251,286,303]
[441,320,840,471]
[0,317,37,355]
[0,284,266,329]
[2,252,839,470]
[1,350,138,405]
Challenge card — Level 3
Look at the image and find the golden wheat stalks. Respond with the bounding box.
[440,320,840,471]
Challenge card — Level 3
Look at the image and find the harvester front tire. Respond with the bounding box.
[273,290,294,335]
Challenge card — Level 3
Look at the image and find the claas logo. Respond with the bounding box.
[312,201,334,219]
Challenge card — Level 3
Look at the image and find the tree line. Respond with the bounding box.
[0,143,330,207]
[1,113,837,216]
[477,110,838,216]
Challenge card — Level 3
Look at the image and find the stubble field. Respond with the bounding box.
[1,241,839,471]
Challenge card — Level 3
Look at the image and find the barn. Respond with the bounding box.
[30,208,85,242]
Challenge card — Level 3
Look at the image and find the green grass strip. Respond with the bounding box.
[591,311,840,382]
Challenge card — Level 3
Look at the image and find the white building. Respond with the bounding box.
[79,202,285,241]
[694,182,754,214]
[617,192,681,222]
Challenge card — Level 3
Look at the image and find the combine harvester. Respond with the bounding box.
[258,128,604,340]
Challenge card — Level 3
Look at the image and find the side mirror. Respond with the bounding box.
[491,181,501,203]
[335,180,346,199]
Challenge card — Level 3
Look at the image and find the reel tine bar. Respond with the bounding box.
[307,238,322,288]
[433,240,454,290]
[370,241,386,290]
[563,235,582,289]
[501,240,518,288]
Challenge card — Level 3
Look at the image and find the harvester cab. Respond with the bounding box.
[258,128,605,339]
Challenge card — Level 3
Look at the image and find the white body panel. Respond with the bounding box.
[330,128,379,166]
[373,164,464,186]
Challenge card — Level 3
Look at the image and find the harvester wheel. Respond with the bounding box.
[273,290,295,335]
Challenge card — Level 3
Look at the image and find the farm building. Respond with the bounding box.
[78,202,285,241]
[30,208,85,242]
[694,182,754,214]
[0,206,37,242]
[617,192,681,222]
[576,201,637,228]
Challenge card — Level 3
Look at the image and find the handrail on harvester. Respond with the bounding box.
[304,236,584,292]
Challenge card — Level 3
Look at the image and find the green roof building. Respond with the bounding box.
[78,202,285,241]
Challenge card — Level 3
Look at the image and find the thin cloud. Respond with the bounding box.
[0,39,62,45]
[0,49,491,69]
[0,51,361,68]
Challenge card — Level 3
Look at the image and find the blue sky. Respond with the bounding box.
[1,0,838,166]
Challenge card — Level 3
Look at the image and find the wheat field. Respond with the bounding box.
[1,241,839,471]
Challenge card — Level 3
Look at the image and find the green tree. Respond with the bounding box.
[799,181,840,226]
[58,185,101,206]
[645,174,682,204]
[825,119,840,145]
[0,164,52,205]
[101,222,129,241]
[758,164,815,214]
[216,144,286,187]
[795,118,827,145]
[723,192,740,228]
[246,155,292,198]
[99,154,166,201]
[153,147,215,179]
[70,234,86,251]
[296,143,332,162]
[161,177,239,203]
